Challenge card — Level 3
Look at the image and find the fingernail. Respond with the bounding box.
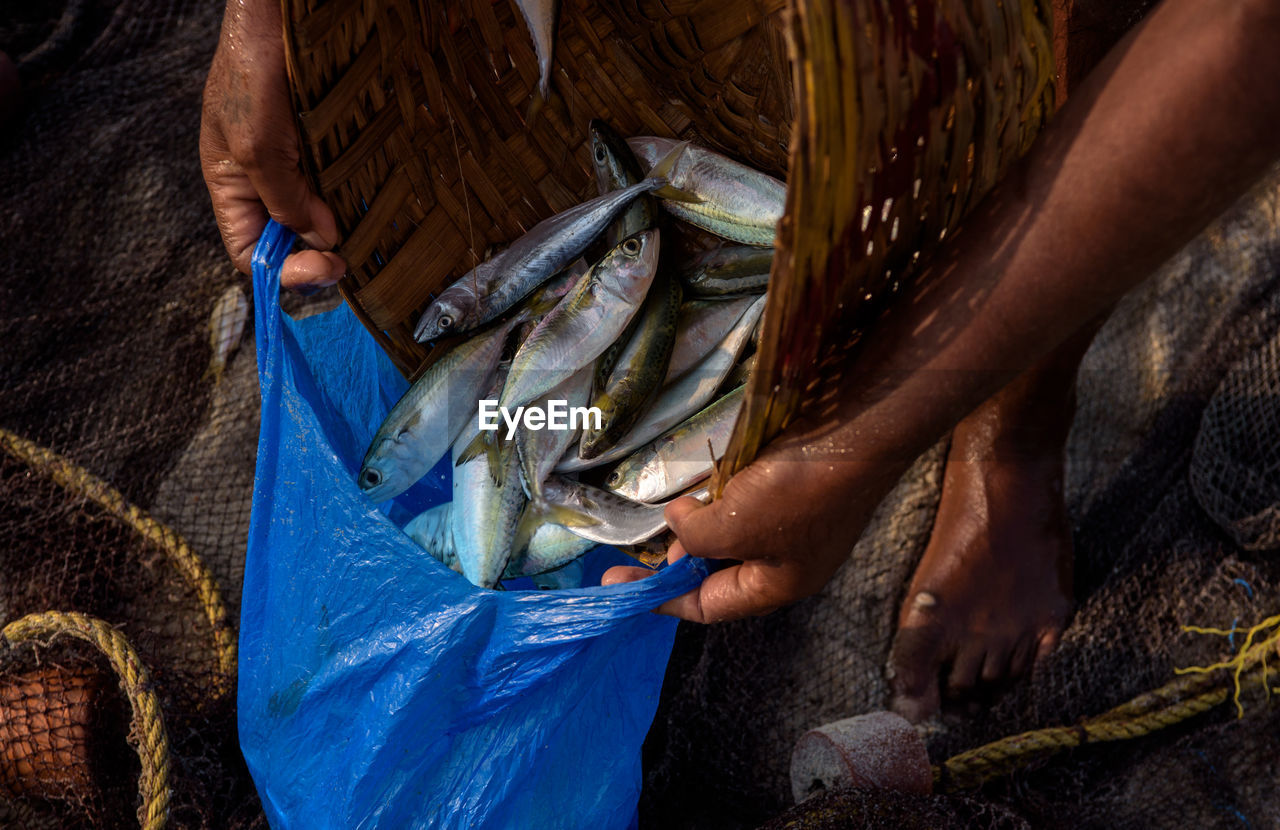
[913,591,938,609]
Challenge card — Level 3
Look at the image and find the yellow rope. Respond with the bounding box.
[0,426,235,696]
[937,615,1280,792]
[2,611,171,830]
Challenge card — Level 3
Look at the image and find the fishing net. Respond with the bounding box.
[0,0,329,825]
[641,169,1280,828]
[3,0,1280,828]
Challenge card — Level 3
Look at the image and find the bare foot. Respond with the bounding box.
[888,347,1083,723]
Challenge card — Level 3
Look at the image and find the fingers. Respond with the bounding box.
[1009,634,1038,678]
[282,249,346,292]
[665,494,768,561]
[601,565,655,587]
[203,137,346,286]
[653,558,805,623]
[243,156,339,253]
[199,18,344,288]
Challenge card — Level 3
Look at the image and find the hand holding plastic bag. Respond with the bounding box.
[239,220,708,828]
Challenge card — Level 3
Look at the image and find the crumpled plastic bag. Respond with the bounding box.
[239,221,709,829]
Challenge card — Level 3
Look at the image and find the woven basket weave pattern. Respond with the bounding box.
[285,0,796,375]
[283,0,1054,473]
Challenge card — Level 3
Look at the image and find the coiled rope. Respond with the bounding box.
[2,611,171,830]
[0,426,235,695]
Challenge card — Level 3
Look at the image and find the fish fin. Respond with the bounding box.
[652,183,703,204]
[521,284,566,319]
[510,499,544,559]
[649,140,689,179]
[456,432,507,484]
[647,140,704,204]
[455,431,492,467]
[545,503,602,530]
[485,435,510,486]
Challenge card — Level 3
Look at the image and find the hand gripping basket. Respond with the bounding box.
[281,0,1055,487]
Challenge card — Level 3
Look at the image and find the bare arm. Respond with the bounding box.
[606,0,1280,621]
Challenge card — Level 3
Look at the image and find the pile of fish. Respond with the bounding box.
[357,120,785,589]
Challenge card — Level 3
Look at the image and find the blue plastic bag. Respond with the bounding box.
[239,221,709,829]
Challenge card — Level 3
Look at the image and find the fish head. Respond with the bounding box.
[599,229,660,302]
[606,456,663,503]
[589,119,644,192]
[358,438,419,503]
[414,279,483,342]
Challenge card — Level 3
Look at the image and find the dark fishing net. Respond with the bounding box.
[641,169,1280,828]
[4,1,1280,828]
[0,0,275,825]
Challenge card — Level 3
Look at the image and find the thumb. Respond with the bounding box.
[665,495,738,559]
[244,158,339,253]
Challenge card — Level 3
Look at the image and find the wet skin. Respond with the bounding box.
[604,0,1280,720]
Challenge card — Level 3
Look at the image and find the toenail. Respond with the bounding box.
[914,591,938,608]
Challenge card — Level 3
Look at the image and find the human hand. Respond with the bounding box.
[199,0,345,290]
[603,423,902,622]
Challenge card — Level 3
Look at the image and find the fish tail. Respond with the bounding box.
[525,90,546,125]
[646,140,703,204]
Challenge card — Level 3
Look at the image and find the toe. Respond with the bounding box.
[888,607,948,723]
[980,642,1015,685]
[1009,634,1038,678]
[946,643,986,698]
[1034,627,1062,663]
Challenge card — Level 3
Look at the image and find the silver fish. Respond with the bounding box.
[414,144,690,343]
[535,476,695,546]
[530,558,585,590]
[404,501,593,581]
[606,385,744,503]
[629,136,785,246]
[452,422,526,588]
[663,296,757,384]
[517,522,594,578]
[516,364,594,501]
[681,245,774,296]
[578,266,681,460]
[358,317,516,502]
[558,293,764,472]
[404,502,456,565]
[589,118,655,249]
[514,0,558,102]
[500,230,660,412]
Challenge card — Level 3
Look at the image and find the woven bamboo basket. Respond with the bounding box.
[281,0,1055,489]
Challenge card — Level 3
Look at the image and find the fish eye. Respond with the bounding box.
[621,238,641,256]
[606,469,622,486]
[437,314,454,330]
[360,468,382,488]
[594,144,606,163]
